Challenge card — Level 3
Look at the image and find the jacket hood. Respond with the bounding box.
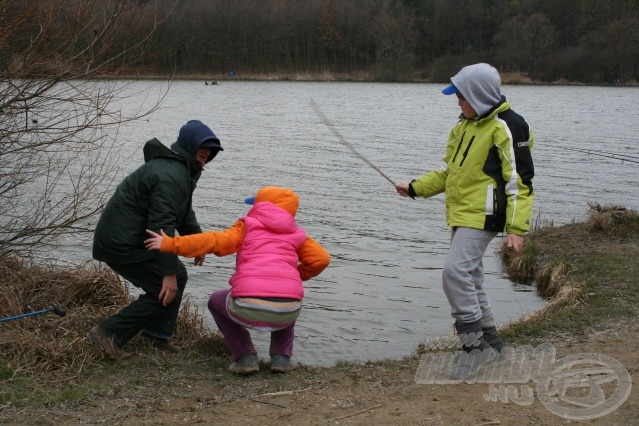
[144,138,183,163]
[176,120,223,163]
[244,187,300,234]
[247,202,299,234]
[143,138,202,179]
[450,63,502,118]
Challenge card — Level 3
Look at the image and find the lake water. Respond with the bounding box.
[65,81,639,365]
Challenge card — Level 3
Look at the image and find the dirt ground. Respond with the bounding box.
[2,321,637,425]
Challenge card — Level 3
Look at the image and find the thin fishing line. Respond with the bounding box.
[553,145,639,164]
[560,145,639,160]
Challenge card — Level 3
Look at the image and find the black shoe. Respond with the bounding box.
[449,320,496,380]
[449,347,496,380]
[141,333,180,353]
[87,325,132,359]
[482,326,504,353]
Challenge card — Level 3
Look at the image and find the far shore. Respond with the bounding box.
[90,71,638,87]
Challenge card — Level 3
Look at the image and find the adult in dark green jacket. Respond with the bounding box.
[89,120,223,358]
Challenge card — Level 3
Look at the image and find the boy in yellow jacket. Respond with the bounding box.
[395,63,535,379]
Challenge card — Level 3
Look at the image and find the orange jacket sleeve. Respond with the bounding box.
[160,219,245,258]
[297,236,330,281]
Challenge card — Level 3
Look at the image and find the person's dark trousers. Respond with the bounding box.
[99,260,188,348]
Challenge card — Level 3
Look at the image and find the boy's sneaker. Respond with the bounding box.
[449,319,497,380]
[449,347,496,380]
[270,354,296,373]
[229,353,259,375]
[87,325,132,359]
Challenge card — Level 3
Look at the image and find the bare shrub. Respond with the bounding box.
[0,0,176,259]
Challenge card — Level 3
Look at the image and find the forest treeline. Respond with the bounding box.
[4,0,639,83]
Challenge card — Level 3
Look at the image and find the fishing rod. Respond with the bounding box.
[310,99,396,185]
[555,146,639,164]
[0,303,66,323]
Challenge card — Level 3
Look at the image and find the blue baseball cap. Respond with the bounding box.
[244,196,255,205]
[442,83,458,95]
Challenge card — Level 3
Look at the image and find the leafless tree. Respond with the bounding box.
[0,0,175,259]
[493,13,558,77]
[581,17,639,82]
[370,1,418,81]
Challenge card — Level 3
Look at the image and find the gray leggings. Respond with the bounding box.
[442,227,498,325]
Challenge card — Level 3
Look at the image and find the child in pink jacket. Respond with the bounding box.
[145,186,330,374]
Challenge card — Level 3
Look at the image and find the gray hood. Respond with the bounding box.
[450,63,502,118]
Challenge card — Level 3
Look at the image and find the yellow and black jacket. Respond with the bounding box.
[410,99,535,235]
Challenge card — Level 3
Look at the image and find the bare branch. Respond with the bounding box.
[0,0,176,259]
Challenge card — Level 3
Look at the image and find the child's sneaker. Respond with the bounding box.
[270,354,296,373]
[228,353,259,375]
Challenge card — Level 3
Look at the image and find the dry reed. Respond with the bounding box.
[499,204,638,299]
[0,257,227,378]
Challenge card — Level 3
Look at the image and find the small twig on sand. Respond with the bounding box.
[104,399,135,408]
[256,386,312,397]
[182,356,216,365]
[475,421,501,426]
[40,373,80,384]
[250,398,287,408]
[330,404,383,421]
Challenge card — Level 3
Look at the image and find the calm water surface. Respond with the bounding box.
[69,81,638,365]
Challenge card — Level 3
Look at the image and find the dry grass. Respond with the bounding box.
[585,202,636,233]
[0,258,227,378]
[501,72,534,84]
[500,203,639,297]
[494,204,639,345]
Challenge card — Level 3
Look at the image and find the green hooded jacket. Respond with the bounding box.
[93,138,205,275]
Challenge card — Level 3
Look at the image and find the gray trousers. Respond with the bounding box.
[442,227,498,325]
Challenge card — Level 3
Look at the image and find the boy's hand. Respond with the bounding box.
[395,182,410,197]
[506,234,524,254]
[145,229,167,250]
